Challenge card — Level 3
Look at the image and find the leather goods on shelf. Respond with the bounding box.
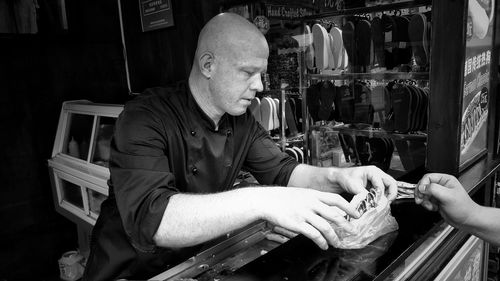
[341,21,356,69]
[338,84,355,124]
[306,82,321,122]
[353,82,374,125]
[304,24,315,70]
[371,16,386,69]
[393,16,412,67]
[329,26,344,69]
[284,98,298,136]
[259,97,273,131]
[356,19,372,71]
[312,23,330,70]
[318,81,336,121]
[249,97,261,125]
[381,14,397,70]
[408,13,429,67]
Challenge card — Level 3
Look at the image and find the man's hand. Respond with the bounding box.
[255,187,360,250]
[264,225,298,244]
[332,165,398,201]
[414,173,478,229]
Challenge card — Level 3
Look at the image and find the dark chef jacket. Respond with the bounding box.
[83,81,299,281]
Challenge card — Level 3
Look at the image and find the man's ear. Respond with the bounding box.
[199,52,215,79]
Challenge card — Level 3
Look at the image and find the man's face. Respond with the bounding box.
[208,42,268,117]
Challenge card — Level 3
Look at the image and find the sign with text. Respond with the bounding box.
[460,0,494,166]
[139,0,174,32]
[265,4,314,19]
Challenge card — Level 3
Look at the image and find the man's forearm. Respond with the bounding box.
[288,164,343,192]
[153,187,263,248]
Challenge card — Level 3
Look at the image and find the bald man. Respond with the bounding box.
[83,13,397,280]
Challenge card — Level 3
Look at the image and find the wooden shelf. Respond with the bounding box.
[311,124,427,141]
[302,0,432,19]
[307,71,429,81]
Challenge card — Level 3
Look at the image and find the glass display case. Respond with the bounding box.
[47,100,123,226]
[300,1,433,180]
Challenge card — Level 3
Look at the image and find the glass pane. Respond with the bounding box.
[87,189,107,215]
[90,117,116,167]
[62,113,94,161]
[309,125,427,177]
[60,179,84,209]
[303,4,432,179]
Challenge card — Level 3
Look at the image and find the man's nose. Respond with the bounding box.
[250,73,264,92]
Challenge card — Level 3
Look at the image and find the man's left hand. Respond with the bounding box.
[331,165,397,201]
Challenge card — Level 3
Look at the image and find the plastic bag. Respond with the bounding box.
[330,187,399,249]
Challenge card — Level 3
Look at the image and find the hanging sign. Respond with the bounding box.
[460,0,495,167]
[265,4,314,19]
[139,0,174,32]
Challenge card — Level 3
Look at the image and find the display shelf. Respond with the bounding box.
[310,124,427,141]
[301,0,432,19]
[48,100,123,226]
[300,0,434,177]
[307,71,430,81]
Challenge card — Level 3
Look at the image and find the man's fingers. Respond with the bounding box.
[315,204,355,234]
[305,214,339,249]
[299,222,329,250]
[318,192,360,218]
[265,232,289,244]
[422,183,451,204]
[382,176,398,201]
[273,226,298,238]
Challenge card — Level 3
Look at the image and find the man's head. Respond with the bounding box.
[189,13,269,122]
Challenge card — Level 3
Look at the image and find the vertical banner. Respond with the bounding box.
[460,0,495,166]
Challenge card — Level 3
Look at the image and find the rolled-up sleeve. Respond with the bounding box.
[243,124,299,186]
[110,106,178,252]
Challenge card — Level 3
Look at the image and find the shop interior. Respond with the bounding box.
[1,0,500,280]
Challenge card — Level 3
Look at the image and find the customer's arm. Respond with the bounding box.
[415,173,500,246]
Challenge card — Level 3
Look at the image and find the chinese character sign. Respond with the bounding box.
[460,0,495,165]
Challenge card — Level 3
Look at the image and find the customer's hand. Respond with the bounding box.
[332,165,397,201]
[415,173,479,228]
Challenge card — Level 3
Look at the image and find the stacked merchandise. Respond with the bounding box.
[284,143,305,164]
[248,95,303,138]
[306,78,429,171]
[305,12,431,73]
[306,79,429,132]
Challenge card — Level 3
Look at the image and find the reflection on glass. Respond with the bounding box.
[63,113,94,161]
[305,231,398,281]
[91,117,116,167]
[61,179,83,209]
[87,189,107,215]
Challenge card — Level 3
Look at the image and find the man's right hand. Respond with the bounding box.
[254,187,360,250]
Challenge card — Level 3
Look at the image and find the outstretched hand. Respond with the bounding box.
[415,173,478,228]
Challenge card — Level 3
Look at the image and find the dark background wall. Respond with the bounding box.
[0,0,219,279]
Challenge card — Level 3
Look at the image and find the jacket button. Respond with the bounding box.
[191,131,196,136]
